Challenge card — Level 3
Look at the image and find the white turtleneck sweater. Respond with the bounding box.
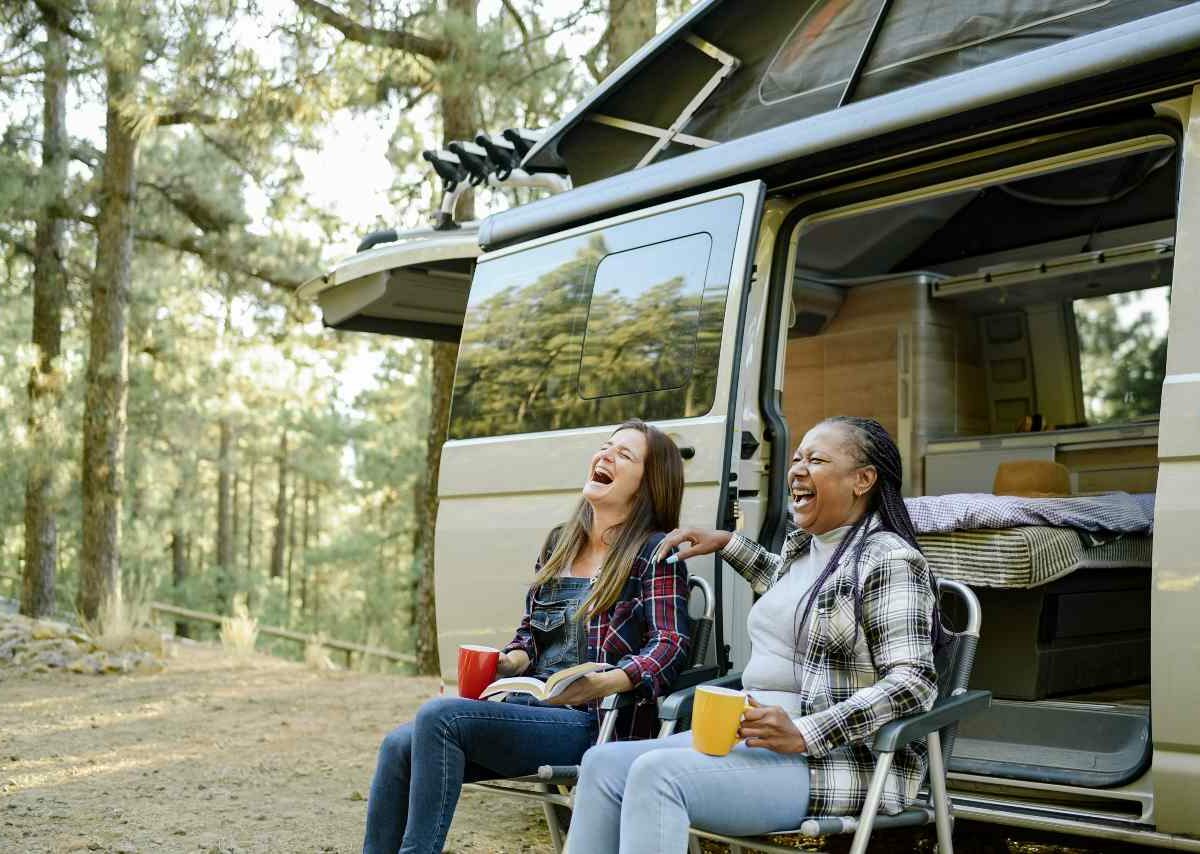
[741,525,851,715]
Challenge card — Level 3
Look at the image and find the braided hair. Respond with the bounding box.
[791,416,945,656]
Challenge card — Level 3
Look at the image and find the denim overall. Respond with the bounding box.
[530,576,592,680]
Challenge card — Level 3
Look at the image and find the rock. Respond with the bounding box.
[349,790,365,801]
[114,841,137,853]
[31,620,69,640]
[34,651,67,669]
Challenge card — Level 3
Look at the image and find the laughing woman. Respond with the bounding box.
[569,417,940,853]
[362,419,691,854]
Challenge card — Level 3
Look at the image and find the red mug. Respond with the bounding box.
[458,645,500,700]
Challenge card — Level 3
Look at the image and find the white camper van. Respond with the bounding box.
[301,2,1200,847]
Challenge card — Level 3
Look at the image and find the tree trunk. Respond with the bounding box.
[413,341,458,675]
[215,418,235,611]
[171,481,189,638]
[405,0,477,677]
[78,57,139,622]
[441,0,478,223]
[605,0,655,76]
[246,456,256,577]
[303,478,313,625]
[289,475,301,615]
[269,432,287,580]
[21,13,69,619]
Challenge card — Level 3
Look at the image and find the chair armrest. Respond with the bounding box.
[872,690,991,753]
[598,665,721,713]
[659,672,744,722]
[665,664,720,694]
[600,690,637,712]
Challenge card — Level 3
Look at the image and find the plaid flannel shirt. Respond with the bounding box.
[721,517,937,816]
[503,531,691,737]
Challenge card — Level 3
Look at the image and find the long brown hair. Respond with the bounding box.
[532,419,684,619]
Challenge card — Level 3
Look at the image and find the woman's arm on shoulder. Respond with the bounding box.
[719,532,784,595]
[613,534,692,700]
[655,527,781,595]
[793,545,938,758]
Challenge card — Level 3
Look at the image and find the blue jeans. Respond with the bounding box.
[363,695,597,854]
[570,732,811,854]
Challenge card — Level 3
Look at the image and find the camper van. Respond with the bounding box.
[300,1,1200,848]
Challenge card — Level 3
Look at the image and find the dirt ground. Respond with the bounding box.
[0,640,1164,854]
[0,642,558,854]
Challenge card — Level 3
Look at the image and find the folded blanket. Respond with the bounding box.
[917,527,1153,588]
[905,492,1154,535]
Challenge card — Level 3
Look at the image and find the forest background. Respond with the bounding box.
[0,0,692,675]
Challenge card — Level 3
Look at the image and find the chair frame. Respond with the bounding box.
[653,578,990,854]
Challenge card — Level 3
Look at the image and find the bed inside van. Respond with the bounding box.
[774,119,1175,821]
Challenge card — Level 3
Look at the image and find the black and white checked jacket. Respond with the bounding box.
[721,517,938,817]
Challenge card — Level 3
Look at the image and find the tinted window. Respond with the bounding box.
[449,195,744,440]
[1074,285,1170,426]
[579,233,712,399]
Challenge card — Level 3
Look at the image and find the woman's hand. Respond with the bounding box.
[544,668,633,707]
[738,696,808,754]
[496,650,530,678]
[652,527,734,564]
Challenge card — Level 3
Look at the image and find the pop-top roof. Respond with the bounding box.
[524,0,1192,186]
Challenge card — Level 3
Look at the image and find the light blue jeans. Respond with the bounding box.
[569,731,811,854]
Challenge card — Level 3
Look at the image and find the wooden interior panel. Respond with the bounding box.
[1059,443,1159,494]
[782,279,991,493]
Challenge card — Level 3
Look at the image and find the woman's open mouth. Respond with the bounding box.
[591,467,614,485]
[791,485,815,508]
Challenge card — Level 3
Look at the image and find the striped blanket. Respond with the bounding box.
[917,527,1153,589]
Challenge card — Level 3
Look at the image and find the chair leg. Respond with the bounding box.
[848,751,894,854]
[927,731,954,854]
[688,835,703,854]
[539,784,568,854]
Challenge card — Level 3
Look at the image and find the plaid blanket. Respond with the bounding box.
[905,492,1154,535]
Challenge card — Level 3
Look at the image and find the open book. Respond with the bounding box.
[480,661,614,702]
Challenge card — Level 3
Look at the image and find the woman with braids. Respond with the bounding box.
[363,420,691,854]
[568,417,939,854]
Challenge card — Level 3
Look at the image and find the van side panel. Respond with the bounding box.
[1151,85,1200,837]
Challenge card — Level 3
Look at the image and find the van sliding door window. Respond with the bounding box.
[449,195,743,440]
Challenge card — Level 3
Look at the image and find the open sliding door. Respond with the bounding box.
[435,181,765,680]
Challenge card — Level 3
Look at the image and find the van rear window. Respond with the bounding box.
[448,195,743,440]
[1073,285,1170,425]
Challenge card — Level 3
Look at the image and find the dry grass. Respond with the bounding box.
[304,632,336,671]
[219,593,259,660]
[79,587,156,654]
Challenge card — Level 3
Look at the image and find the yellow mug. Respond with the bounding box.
[691,686,749,756]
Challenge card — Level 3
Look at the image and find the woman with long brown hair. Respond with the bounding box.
[363,419,691,854]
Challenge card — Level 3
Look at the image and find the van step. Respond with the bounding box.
[951,795,1200,852]
[949,699,1150,787]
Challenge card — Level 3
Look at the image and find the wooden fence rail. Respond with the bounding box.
[149,601,414,665]
[0,583,410,668]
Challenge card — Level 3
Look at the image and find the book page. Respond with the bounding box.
[479,676,548,700]
[544,662,613,699]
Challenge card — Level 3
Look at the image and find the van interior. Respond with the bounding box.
[777,127,1174,820]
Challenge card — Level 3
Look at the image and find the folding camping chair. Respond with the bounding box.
[464,575,719,853]
[653,577,989,854]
